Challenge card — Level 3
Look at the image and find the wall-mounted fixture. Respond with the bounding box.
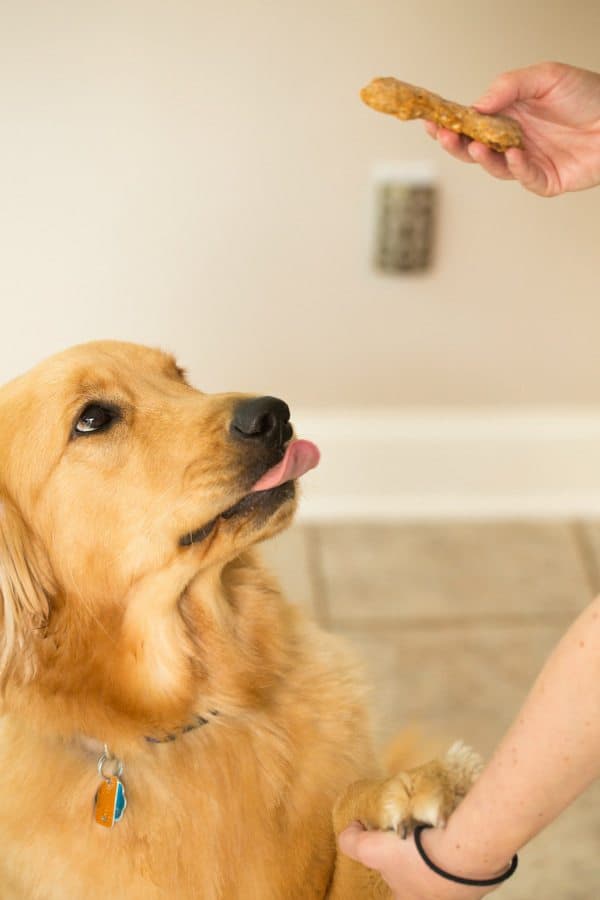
[371,162,437,274]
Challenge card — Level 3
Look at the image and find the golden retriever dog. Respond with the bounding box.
[0,341,480,899]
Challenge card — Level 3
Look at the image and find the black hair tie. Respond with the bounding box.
[414,825,519,887]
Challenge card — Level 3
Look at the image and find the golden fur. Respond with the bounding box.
[0,341,479,899]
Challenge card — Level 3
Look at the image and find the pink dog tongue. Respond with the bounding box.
[251,439,320,492]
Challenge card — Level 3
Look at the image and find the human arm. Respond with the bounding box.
[425,62,600,196]
[338,593,600,898]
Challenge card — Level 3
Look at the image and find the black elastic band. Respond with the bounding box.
[414,825,518,887]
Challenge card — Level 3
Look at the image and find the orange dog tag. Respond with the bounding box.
[95,776,127,827]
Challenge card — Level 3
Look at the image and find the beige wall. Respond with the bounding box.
[1,0,599,406]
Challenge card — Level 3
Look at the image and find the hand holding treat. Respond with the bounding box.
[361,63,600,197]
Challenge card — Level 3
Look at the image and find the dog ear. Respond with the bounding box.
[0,496,53,684]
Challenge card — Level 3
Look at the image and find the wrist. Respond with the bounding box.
[420,825,514,884]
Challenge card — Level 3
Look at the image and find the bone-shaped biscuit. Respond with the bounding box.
[361,77,524,152]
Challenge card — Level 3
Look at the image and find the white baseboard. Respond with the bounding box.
[292,408,600,521]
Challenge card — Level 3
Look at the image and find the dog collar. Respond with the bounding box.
[144,709,219,743]
[93,710,219,827]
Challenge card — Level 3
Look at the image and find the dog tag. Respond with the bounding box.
[95,776,127,827]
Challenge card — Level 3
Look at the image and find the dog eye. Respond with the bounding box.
[73,404,118,436]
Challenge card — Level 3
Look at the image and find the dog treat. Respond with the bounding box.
[360,77,524,152]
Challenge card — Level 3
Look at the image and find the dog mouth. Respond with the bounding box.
[179,439,320,548]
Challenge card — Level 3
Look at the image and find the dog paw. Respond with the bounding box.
[380,741,483,837]
[333,741,483,841]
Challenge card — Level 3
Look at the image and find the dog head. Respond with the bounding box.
[0,341,319,720]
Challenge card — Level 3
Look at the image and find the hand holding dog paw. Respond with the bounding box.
[338,823,499,899]
[334,744,496,898]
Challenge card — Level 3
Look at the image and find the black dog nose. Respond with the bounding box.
[230,396,292,448]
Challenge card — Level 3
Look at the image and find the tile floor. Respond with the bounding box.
[261,521,600,899]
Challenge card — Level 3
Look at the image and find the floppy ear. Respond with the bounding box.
[0,496,53,684]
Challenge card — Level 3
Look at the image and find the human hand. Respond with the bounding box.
[425,62,600,196]
[338,822,502,900]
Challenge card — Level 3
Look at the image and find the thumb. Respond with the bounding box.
[474,64,554,114]
[474,74,520,114]
[338,821,405,871]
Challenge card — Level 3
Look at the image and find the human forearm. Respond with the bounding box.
[424,594,600,879]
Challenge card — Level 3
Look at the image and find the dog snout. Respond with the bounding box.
[230,397,292,449]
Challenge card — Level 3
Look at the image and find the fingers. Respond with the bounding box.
[425,123,514,179]
[504,148,552,196]
[468,143,552,194]
[424,119,554,195]
[338,822,403,872]
[438,130,475,163]
[424,124,475,163]
[467,142,513,179]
